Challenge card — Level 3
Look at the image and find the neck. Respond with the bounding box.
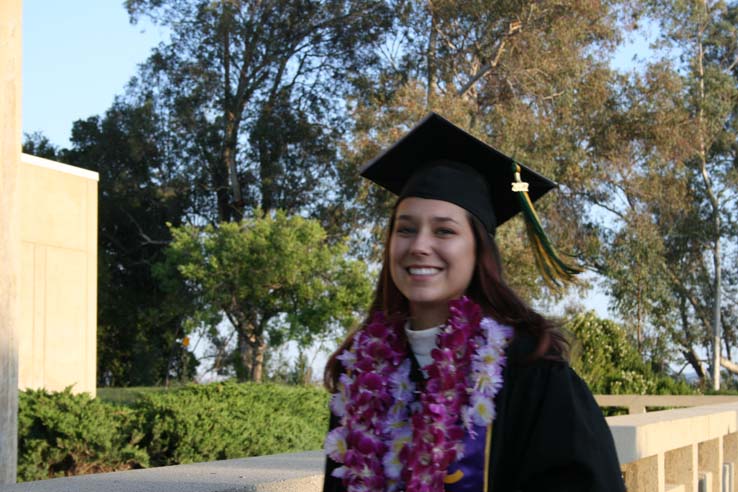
[408,302,449,330]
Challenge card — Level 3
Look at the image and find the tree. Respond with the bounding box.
[54,100,197,386]
[22,132,61,160]
[23,0,394,385]
[156,212,372,382]
[336,0,632,300]
[125,0,394,225]
[585,1,738,387]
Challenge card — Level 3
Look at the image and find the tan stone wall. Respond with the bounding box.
[1,0,23,483]
[18,153,98,396]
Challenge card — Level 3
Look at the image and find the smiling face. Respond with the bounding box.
[389,197,477,321]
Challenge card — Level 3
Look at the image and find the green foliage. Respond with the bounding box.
[135,382,329,466]
[96,386,181,407]
[28,0,738,391]
[567,311,693,395]
[340,0,630,298]
[589,1,738,387]
[156,212,372,380]
[18,383,330,481]
[17,388,148,482]
[125,0,393,223]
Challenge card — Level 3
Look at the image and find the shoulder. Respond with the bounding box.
[500,328,600,430]
[493,331,625,491]
[504,327,565,366]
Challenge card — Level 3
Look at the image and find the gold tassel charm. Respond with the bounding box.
[511,163,582,288]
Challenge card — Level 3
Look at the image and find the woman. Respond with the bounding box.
[323,113,625,492]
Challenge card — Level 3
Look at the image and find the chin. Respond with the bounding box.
[404,293,455,307]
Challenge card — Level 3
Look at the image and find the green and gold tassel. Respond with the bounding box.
[512,163,582,288]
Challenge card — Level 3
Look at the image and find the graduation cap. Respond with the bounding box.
[360,112,581,287]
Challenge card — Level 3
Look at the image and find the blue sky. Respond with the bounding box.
[23,1,165,147]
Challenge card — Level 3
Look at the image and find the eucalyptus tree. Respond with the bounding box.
[338,0,631,300]
[125,0,394,225]
[587,0,738,387]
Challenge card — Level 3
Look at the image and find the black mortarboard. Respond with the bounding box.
[360,112,556,232]
[360,112,581,287]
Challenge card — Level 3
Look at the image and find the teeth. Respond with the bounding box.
[408,267,439,276]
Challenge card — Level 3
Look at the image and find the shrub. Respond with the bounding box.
[17,387,148,482]
[18,382,330,480]
[566,311,693,396]
[134,381,329,466]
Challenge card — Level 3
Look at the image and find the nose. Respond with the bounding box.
[409,230,433,256]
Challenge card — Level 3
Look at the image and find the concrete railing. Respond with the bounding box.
[596,394,738,415]
[609,401,738,492]
[6,396,738,492]
[0,451,326,492]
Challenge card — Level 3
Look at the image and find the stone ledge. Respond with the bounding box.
[606,401,738,464]
[0,451,325,492]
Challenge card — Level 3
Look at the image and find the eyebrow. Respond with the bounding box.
[396,214,461,225]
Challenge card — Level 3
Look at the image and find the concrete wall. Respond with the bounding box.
[1,0,23,484]
[608,401,738,492]
[18,153,98,396]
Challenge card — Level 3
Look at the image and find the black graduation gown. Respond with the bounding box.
[323,332,625,492]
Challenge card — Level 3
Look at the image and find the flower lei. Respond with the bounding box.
[324,297,512,492]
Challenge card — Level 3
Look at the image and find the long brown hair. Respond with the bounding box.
[324,201,568,392]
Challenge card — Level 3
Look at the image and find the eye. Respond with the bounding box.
[395,225,416,235]
[436,227,456,236]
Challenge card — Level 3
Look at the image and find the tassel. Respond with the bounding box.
[512,163,582,288]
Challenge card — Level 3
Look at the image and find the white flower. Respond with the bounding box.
[383,449,403,479]
[336,349,357,370]
[330,391,346,417]
[479,317,497,331]
[470,394,496,426]
[389,359,415,402]
[481,318,512,347]
[476,344,499,366]
[488,364,504,387]
[324,427,348,462]
[461,406,477,441]
[474,371,493,393]
[385,401,409,430]
[384,425,412,479]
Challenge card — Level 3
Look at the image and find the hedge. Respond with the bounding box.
[18,388,148,482]
[567,311,694,396]
[18,382,330,482]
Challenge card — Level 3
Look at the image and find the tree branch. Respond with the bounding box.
[457,20,521,97]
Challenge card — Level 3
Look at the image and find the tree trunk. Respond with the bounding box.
[236,331,251,382]
[211,155,233,223]
[221,17,244,222]
[694,0,722,390]
[720,357,738,375]
[250,339,267,382]
[426,1,436,107]
[223,123,244,221]
[683,347,707,386]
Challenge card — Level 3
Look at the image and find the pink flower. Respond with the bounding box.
[325,296,511,492]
